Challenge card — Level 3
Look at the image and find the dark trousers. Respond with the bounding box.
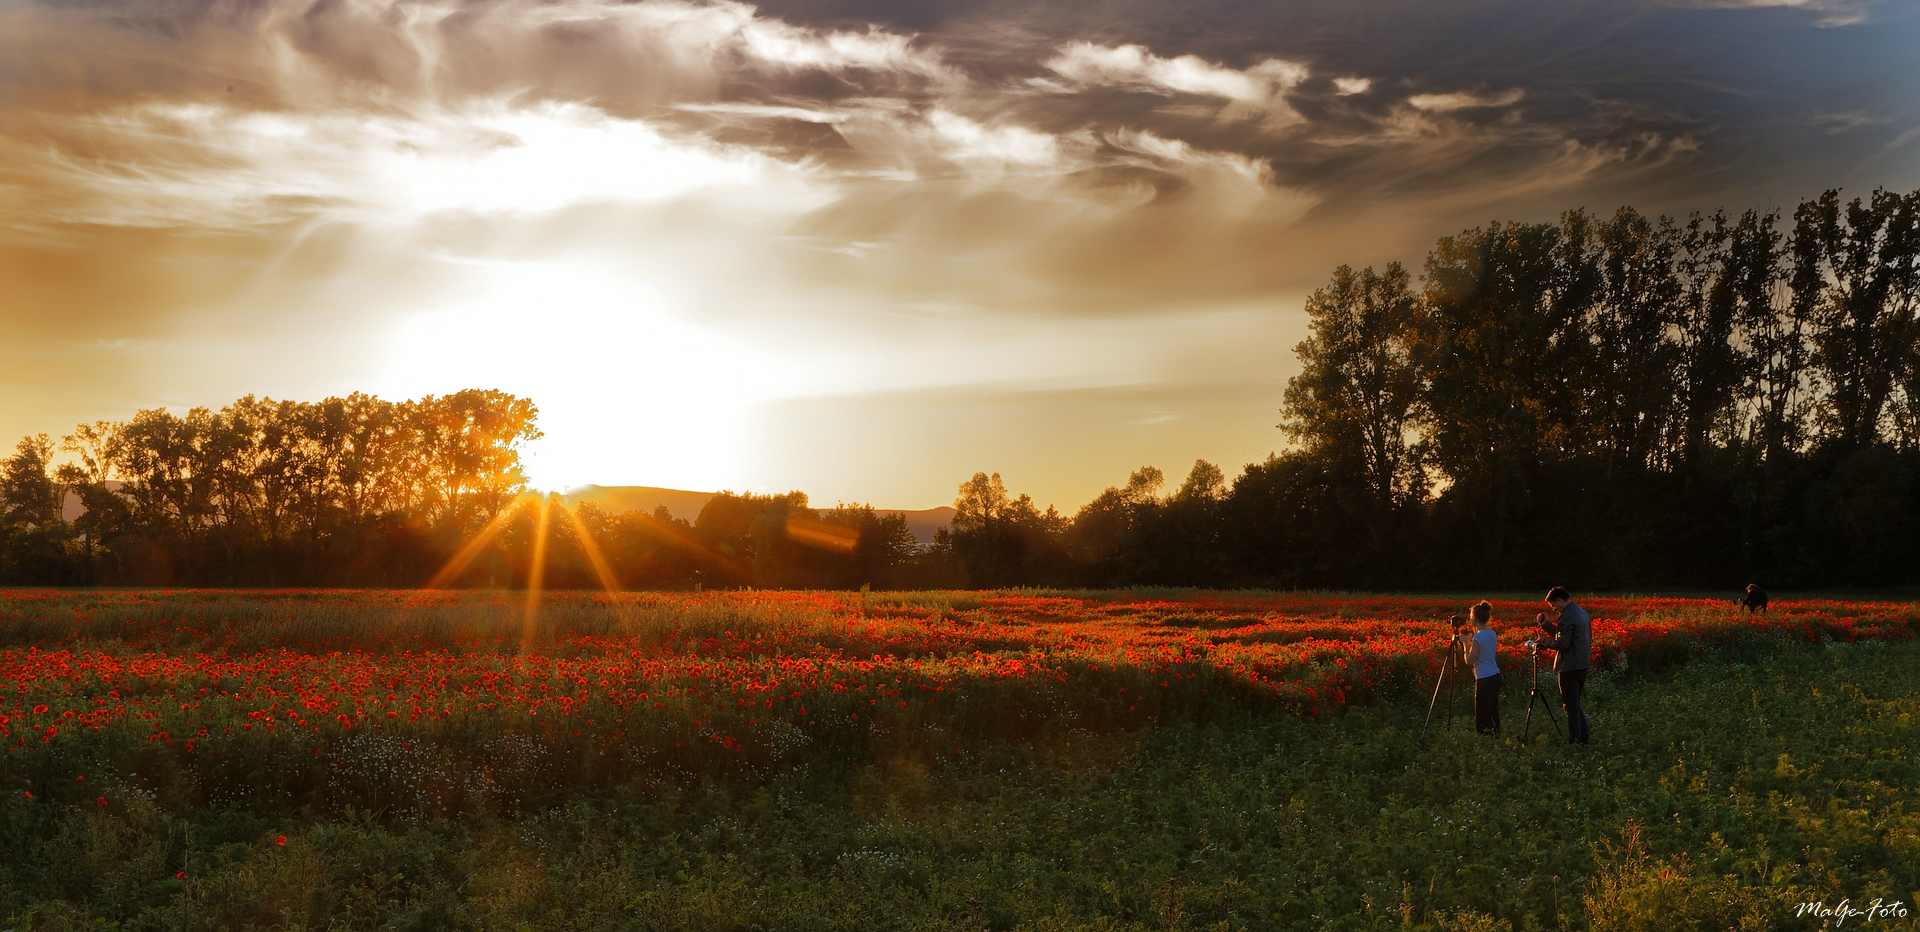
[1474,673,1501,735]
[1558,668,1590,744]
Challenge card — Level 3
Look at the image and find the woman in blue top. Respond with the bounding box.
[1460,600,1500,735]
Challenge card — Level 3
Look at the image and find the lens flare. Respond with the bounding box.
[425,495,534,589]
[523,494,553,648]
[784,515,860,554]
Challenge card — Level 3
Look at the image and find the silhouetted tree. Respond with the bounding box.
[56,421,125,582]
[1725,209,1809,469]
[1064,466,1163,582]
[948,472,1068,586]
[1797,189,1920,448]
[1415,221,1581,570]
[0,435,78,583]
[1281,263,1425,552]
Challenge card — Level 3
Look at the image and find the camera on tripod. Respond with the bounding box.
[1526,612,1559,651]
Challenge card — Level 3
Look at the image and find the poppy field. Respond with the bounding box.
[2,589,1917,816]
[2,588,1918,930]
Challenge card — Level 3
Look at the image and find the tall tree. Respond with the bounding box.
[1064,465,1163,574]
[0,434,77,583]
[415,389,543,528]
[1415,222,1583,563]
[1280,263,1425,546]
[57,421,126,581]
[210,395,308,564]
[1147,460,1229,585]
[1671,211,1750,468]
[1582,208,1685,472]
[1797,188,1920,447]
[949,472,1067,587]
[1,435,64,530]
[1725,210,1807,468]
[114,406,219,557]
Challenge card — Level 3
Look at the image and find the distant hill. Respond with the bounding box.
[562,486,719,524]
[889,506,958,546]
[563,485,954,545]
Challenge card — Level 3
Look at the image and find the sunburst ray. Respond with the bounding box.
[522,492,553,648]
[425,494,534,589]
[557,503,623,592]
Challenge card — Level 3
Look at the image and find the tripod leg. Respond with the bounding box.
[1422,652,1449,738]
[1522,653,1538,741]
[1454,655,1467,729]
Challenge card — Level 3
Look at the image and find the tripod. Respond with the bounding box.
[1421,635,1468,738]
[1521,647,1562,742]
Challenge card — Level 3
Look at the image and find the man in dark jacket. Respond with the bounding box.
[1532,587,1592,745]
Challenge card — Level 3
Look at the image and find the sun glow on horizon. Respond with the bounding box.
[377,260,793,494]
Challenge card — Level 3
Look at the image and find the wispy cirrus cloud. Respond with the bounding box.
[2,100,825,230]
[1407,89,1525,112]
[1041,42,1310,127]
[1659,0,1881,27]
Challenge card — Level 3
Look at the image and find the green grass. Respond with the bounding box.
[4,640,1917,931]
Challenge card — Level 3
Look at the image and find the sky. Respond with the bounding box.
[2,0,1916,510]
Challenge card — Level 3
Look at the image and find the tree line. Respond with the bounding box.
[4,188,1918,590]
[1022,187,1919,590]
[0,388,936,589]
[0,390,541,586]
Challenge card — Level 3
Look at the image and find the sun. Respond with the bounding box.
[377,260,789,494]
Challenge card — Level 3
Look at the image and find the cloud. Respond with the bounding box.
[928,110,1061,168]
[1848,124,1920,180]
[5,100,824,231]
[1106,129,1279,204]
[676,102,852,123]
[1406,89,1526,112]
[736,15,955,81]
[1659,0,1880,27]
[1045,42,1307,103]
[1042,42,1309,127]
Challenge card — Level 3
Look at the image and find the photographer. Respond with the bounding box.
[1528,587,1592,745]
[1459,601,1500,735]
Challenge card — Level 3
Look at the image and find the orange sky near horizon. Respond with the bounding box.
[2,0,1915,510]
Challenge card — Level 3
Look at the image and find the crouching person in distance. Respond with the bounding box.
[1739,584,1769,615]
[1460,600,1500,735]
[1533,586,1592,746]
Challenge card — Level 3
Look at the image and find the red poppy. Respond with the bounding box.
[0,589,1911,783]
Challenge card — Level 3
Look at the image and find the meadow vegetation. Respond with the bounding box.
[0,589,1916,929]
